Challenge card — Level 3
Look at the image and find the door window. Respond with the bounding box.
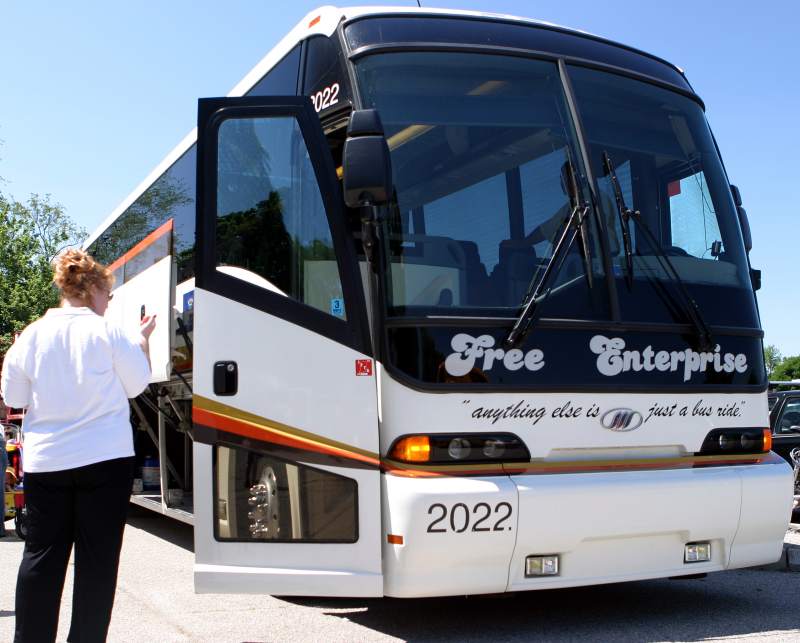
[777,398,800,434]
[216,116,347,319]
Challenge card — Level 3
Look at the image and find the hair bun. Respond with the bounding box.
[52,248,114,304]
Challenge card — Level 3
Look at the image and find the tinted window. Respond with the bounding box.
[777,398,800,434]
[88,44,304,282]
[216,116,346,319]
[247,44,301,96]
[89,146,196,283]
[346,17,691,91]
[303,36,352,114]
[214,444,357,542]
[568,65,758,328]
[356,52,606,317]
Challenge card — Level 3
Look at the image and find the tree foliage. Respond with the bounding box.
[763,344,783,377]
[0,192,86,356]
[772,355,800,382]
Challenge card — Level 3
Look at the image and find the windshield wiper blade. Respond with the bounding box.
[602,152,634,288]
[564,155,594,291]
[505,158,593,349]
[601,151,714,350]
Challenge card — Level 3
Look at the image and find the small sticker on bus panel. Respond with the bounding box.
[330,298,344,317]
[355,359,373,377]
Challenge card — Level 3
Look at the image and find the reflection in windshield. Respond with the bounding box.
[356,52,605,317]
[355,52,757,329]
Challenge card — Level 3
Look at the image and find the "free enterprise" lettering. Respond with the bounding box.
[589,335,748,382]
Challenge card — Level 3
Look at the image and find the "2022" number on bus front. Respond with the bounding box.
[311,83,340,112]
[426,502,513,533]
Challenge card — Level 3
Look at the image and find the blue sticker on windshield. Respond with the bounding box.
[330,298,344,317]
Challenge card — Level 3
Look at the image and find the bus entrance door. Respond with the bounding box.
[192,97,382,596]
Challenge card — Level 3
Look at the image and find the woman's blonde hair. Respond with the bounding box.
[52,249,114,303]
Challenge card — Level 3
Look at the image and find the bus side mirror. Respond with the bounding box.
[730,185,752,253]
[730,184,742,207]
[343,109,392,208]
[737,205,752,253]
[749,268,761,291]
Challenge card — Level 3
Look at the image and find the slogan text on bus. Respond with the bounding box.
[444,333,748,381]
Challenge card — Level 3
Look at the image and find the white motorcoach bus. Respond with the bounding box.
[84,6,793,597]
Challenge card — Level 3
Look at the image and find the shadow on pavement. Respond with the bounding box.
[126,505,193,552]
[283,573,800,642]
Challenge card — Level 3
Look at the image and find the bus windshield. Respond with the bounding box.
[567,65,756,327]
[356,52,607,320]
[355,52,757,328]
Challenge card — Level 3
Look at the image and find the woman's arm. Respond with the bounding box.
[0,339,31,409]
[109,316,156,399]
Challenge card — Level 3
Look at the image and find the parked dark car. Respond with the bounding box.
[768,390,800,465]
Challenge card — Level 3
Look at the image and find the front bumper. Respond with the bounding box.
[381,454,792,598]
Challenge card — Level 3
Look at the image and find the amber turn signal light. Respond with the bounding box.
[390,435,431,462]
[698,427,772,454]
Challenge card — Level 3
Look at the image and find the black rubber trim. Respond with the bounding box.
[342,12,688,81]
[347,43,705,109]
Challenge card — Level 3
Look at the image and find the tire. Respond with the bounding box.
[15,507,28,540]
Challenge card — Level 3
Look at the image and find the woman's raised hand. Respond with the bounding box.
[140,314,157,340]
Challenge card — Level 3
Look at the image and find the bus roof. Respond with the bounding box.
[85,5,683,249]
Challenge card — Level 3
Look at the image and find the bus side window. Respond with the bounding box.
[667,171,723,259]
[215,116,347,320]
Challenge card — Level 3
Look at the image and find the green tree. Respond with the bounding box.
[763,344,782,377]
[772,356,800,382]
[0,192,86,356]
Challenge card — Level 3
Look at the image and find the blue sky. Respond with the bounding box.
[2,1,798,356]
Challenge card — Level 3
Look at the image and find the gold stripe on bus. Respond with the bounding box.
[382,452,769,478]
[193,395,380,464]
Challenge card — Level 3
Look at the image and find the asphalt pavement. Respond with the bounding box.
[0,508,798,642]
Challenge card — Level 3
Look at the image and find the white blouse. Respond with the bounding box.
[0,307,151,473]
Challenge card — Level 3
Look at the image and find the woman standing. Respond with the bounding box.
[0,249,156,643]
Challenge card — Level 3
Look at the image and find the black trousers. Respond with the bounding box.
[15,456,134,643]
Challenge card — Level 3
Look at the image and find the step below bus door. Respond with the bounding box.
[192,96,382,596]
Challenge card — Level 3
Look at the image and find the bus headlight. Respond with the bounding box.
[389,433,530,464]
[447,438,472,460]
[698,428,771,455]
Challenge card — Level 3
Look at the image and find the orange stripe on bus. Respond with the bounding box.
[192,406,380,468]
[108,219,174,273]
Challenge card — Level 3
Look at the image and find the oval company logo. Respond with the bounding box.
[600,408,644,432]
